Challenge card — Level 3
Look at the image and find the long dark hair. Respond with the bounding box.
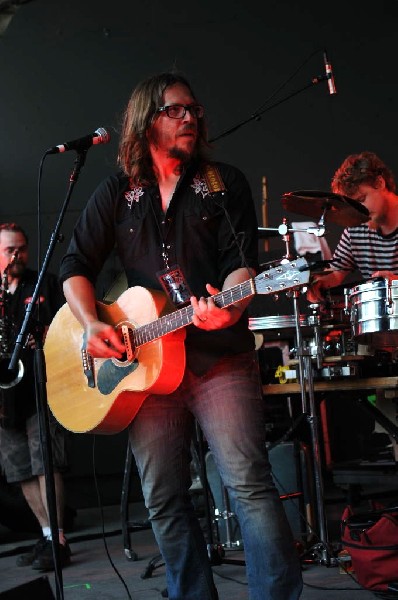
[117,72,210,185]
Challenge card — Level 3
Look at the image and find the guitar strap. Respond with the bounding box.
[201,163,227,194]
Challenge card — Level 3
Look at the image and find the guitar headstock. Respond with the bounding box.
[255,257,310,295]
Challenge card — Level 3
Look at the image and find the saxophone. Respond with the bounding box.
[0,251,24,389]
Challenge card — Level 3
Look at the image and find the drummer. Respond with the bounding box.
[307,150,398,302]
[307,150,398,462]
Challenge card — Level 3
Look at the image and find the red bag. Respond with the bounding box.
[341,504,398,593]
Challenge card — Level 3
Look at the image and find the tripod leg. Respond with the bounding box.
[194,422,224,564]
[120,442,138,560]
[140,421,224,586]
[120,440,151,561]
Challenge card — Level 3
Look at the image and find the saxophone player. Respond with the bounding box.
[0,223,71,570]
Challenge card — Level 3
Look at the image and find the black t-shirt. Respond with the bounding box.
[0,268,65,428]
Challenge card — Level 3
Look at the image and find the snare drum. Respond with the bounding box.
[248,314,312,342]
[347,278,398,349]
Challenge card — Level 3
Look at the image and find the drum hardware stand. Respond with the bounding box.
[291,287,338,566]
[259,218,328,269]
[258,222,326,241]
[193,423,252,566]
[140,421,246,589]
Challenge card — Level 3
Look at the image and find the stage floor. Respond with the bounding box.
[0,495,385,600]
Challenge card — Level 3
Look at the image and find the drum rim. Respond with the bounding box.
[350,278,398,295]
[248,314,309,330]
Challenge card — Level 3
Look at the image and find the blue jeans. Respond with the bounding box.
[128,351,303,600]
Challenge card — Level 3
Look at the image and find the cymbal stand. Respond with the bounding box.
[273,217,327,262]
[291,289,337,566]
[261,216,335,563]
[280,218,294,261]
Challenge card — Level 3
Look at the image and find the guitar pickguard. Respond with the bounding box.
[97,359,139,394]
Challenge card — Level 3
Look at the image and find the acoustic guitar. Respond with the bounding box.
[44,257,310,434]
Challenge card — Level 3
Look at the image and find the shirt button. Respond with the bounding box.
[202,216,208,220]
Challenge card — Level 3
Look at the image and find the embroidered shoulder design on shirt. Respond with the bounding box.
[125,185,144,209]
[191,172,210,199]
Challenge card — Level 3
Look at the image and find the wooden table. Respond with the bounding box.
[263,376,398,395]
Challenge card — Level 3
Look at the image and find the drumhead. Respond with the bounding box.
[249,315,309,330]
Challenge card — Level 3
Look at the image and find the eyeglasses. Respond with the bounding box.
[157,104,204,119]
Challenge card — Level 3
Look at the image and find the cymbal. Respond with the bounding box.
[281,190,369,227]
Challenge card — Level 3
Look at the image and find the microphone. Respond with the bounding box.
[323,50,337,95]
[46,127,110,154]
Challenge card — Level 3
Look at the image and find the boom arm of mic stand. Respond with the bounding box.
[209,77,328,144]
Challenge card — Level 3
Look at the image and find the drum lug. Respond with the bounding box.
[343,287,350,317]
[386,277,394,314]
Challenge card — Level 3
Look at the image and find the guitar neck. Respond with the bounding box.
[133,279,254,348]
[132,257,310,348]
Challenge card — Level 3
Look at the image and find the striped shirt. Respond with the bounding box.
[332,225,398,279]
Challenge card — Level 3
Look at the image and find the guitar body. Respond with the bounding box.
[45,258,310,435]
[45,286,186,434]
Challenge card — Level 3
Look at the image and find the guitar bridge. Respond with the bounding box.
[121,324,134,362]
[81,347,95,388]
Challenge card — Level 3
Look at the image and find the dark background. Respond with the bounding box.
[1,0,397,511]
[2,0,398,271]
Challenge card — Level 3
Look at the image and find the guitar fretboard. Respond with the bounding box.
[133,279,254,347]
[129,257,309,349]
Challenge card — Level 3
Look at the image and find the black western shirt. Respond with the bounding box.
[59,161,260,374]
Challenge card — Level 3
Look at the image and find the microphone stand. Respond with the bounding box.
[8,149,90,600]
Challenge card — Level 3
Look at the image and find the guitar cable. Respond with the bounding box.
[91,436,134,600]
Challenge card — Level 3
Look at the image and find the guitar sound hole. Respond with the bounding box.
[118,351,137,363]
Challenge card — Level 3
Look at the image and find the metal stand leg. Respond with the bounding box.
[194,423,245,567]
[120,439,151,561]
[194,422,224,563]
[140,421,246,585]
[33,326,64,600]
[291,291,337,566]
